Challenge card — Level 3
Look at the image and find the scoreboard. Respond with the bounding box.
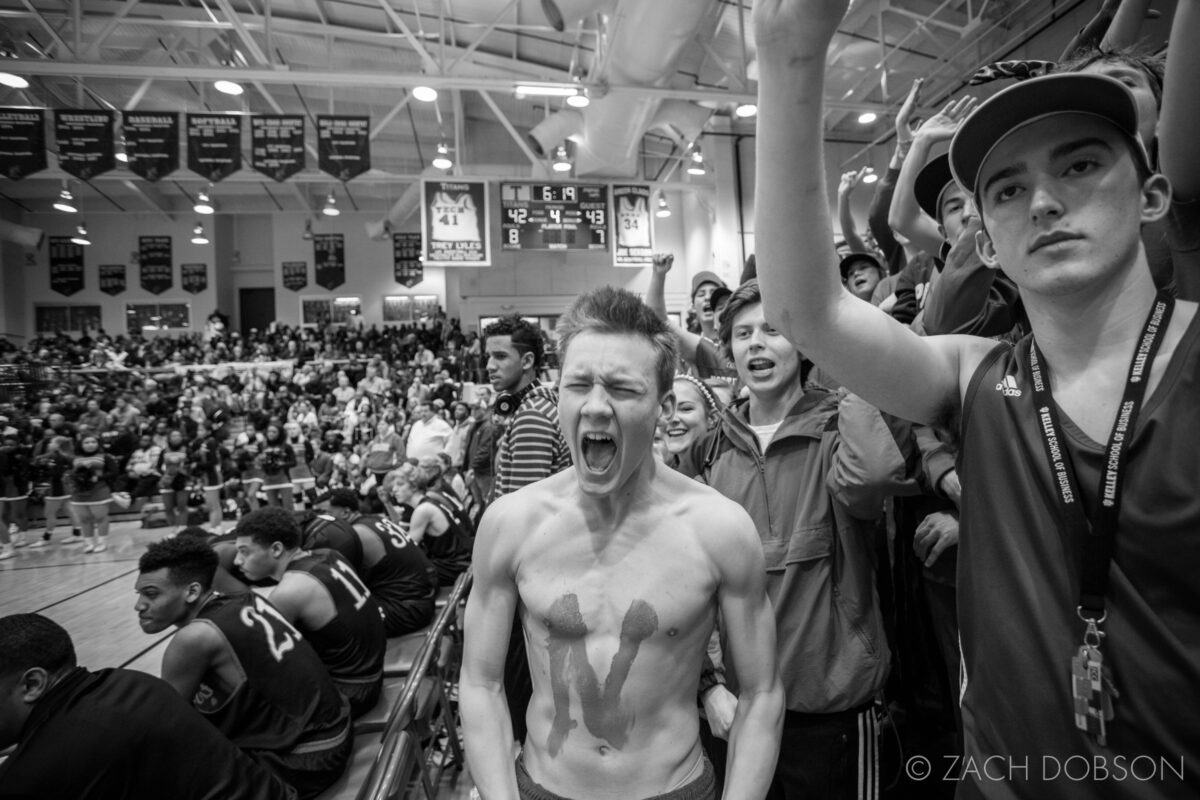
[500,183,609,251]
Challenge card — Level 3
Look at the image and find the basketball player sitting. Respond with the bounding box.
[134,537,354,800]
[233,506,386,719]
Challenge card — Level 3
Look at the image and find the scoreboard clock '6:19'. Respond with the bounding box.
[500,183,610,251]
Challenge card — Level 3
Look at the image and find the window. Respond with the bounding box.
[383,294,440,324]
[126,303,190,333]
[35,304,103,334]
[301,296,362,326]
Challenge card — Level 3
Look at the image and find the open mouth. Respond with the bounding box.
[747,357,776,378]
[581,432,617,471]
[666,425,691,438]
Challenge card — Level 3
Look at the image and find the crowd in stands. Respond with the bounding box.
[3,1,1199,798]
[0,310,518,558]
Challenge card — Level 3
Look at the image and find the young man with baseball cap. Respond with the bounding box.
[755,1,1198,794]
[646,255,736,379]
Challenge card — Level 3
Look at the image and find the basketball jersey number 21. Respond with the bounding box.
[431,191,480,242]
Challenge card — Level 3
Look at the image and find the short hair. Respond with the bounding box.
[327,488,361,512]
[555,286,678,395]
[139,536,218,591]
[1056,46,1164,110]
[236,506,301,549]
[719,279,763,352]
[0,614,76,678]
[483,315,544,371]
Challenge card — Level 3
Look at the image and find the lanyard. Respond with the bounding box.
[1027,290,1174,622]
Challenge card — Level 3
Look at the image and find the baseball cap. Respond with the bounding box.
[949,73,1148,197]
[708,285,732,312]
[839,252,884,281]
[914,153,955,222]
[690,271,726,298]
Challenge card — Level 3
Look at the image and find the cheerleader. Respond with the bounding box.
[285,422,316,509]
[70,434,119,553]
[189,421,224,533]
[156,429,190,531]
[259,424,296,510]
[0,431,32,557]
[29,436,77,547]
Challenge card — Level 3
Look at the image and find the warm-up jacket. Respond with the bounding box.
[691,386,919,713]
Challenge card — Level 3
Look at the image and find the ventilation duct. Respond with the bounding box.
[534,0,721,177]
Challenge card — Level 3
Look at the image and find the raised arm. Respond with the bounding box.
[646,253,704,363]
[837,168,870,254]
[1160,0,1200,202]
[887,96,977,256]
[752,0,980,426]
[461,498,522,800]
[710,502,784,800]
[1100,0,1156,51]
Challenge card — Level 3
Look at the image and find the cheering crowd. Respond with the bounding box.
[2,1,1199,799]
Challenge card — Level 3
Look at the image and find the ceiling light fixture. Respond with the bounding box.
[191,222,209,245]
[857,111,878,124]
[565,86,590,108]
[551,144,572,173]
[686,147,707,176]
[302,219,314,241]
[53,185,77,214]
[862,168,879,184]
[734,102,757,118]
[0,72,29,90]
[115,137,129,163]
[194,188,214,215]
[71,222,91,246]
[412,85,438,102]
[214,79,244,96]
[655,194,671,218]
[432,142,453,170]
[515,83,578,98]
[322,192,340,217]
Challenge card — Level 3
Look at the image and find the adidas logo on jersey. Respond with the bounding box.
[995,375,1022,397]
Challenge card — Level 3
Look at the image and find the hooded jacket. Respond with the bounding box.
[692,386,918,713]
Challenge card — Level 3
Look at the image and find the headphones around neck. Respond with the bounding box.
[493,382,536,417]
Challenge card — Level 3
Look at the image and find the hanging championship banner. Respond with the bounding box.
[317,116,370,181]
[186,114,242,182]
[393,232,423,287]
[0,108,46,180]
[251,115,305,182]
[313,234,345,290]
[48,237,85,297]
[99,263,126,296]
[181,263,208,294]
[282,261,308,292]
[123,111,178,182]
[54,110,115,180]
[139,235,173,295]
[421,179,490,266]
[612,184,653,267]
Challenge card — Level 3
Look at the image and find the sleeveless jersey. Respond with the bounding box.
[192,592,350,753]
[617,195,650,248]
[354,514,439,631]
[418,490,473,584]
[955,319,1200,799]
[285,549,385,684]
[301,513,364,574]
[430,191,480,242]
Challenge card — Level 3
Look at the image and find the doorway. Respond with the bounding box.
[239,288,276,337]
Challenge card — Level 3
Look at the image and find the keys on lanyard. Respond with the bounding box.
[1070,616,1119,745]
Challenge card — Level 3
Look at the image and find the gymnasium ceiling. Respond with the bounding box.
[0,0,1106,221]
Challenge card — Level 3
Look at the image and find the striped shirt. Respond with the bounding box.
[493,385,571,499]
